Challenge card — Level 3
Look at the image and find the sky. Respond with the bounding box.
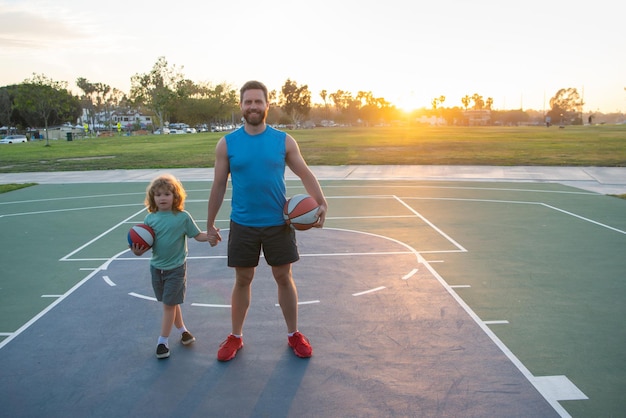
[1,0,624,113]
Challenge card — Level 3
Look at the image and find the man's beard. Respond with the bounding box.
[243,109,267,126]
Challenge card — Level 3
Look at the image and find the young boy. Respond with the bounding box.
[131,174,209,359]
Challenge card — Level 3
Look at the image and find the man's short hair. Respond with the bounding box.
[240,80,269,103]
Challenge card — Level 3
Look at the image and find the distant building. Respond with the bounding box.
[464,109,491,126]
[111,111,153,130]
[80,109,153,131]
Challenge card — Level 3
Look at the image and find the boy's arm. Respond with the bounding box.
[194,231,209,242]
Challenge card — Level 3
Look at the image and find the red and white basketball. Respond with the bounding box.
[128,223,155,248]
[283,194,319,231]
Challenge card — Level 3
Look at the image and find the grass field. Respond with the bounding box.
[0,125,625,173]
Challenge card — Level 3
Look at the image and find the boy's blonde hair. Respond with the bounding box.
[145,174,186,213]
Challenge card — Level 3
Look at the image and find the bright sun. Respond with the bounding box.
[394,91,426,113]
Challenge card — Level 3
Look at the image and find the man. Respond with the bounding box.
[206,80,328,361]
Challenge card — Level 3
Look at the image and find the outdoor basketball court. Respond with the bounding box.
[1,167,625,417]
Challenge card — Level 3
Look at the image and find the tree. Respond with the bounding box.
[169,81,238,127]
[461,95,471,110]
[279,79,311,127]
[130,57,185,129]
[328,90,355,124]
[319,90,327,107]
[319,89,329,120]
[471,93,485,110]
[103,88,128,132]
[0,88,12,128]
[15,74,80,145]
[356,92,394,126]
[76,78,113,133]
[329,90,350,114]
[547,88,584,125]
[432,96,445,110]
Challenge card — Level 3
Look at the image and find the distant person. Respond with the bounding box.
[545,116,551,127]
[131,174,209,359]
[206,80,328,361]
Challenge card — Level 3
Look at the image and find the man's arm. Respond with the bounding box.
[285,134,328,227]
[207,137,229,246]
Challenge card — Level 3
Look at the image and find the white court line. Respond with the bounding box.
[393,195,468,252]
[59,207,147,261]
[533,376,588,401]
[484,320,510,325]
[327,215,418,220]
[0,192,145,206]
[319,184,596,195]
[402,268,418,280]
[14,187,594,416]
[192,303,231,308]
[0,203,143,219]
[301,251,414,257]
[542,203,626,235]
[274,300,320,307]
[420,259,575,417]
[352,286,386,296]
[128,292,157,301]
[102,276,116,287]
[0,266,104,350]
[400,196,625,235]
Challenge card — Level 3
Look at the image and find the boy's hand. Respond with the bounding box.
[130,243,149,256]
[208,225,222,247]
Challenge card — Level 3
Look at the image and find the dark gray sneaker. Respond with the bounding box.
[181,331,196,346]
[156,343,170,359]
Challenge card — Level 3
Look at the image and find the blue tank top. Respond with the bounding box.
[225,126,287,227]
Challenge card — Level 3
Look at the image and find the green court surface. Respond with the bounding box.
[0,179,624,417]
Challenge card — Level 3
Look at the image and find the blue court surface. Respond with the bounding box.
[0,166,625,417]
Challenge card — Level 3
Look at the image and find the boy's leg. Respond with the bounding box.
[161,304,177,338]
[160,264,187,337]
[173,304,185,329]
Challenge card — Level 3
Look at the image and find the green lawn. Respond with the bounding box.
[1,125,625,173]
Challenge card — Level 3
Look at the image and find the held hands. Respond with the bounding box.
[208,225,222,247]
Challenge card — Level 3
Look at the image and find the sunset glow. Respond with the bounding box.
[1,0,624,113]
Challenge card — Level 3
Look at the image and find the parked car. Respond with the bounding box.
[153,127,170,135]
[0,134,28,144]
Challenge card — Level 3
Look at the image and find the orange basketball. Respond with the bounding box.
[128,223,155,248]
[283,194,319,230]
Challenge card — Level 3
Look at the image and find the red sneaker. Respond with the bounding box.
[217,334,243,362]
[288,332,313,358]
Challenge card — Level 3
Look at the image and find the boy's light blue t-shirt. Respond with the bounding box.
[144,210,201,270]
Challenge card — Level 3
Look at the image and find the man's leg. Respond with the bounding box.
[231,266,255,335]
[272,264,298,333]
